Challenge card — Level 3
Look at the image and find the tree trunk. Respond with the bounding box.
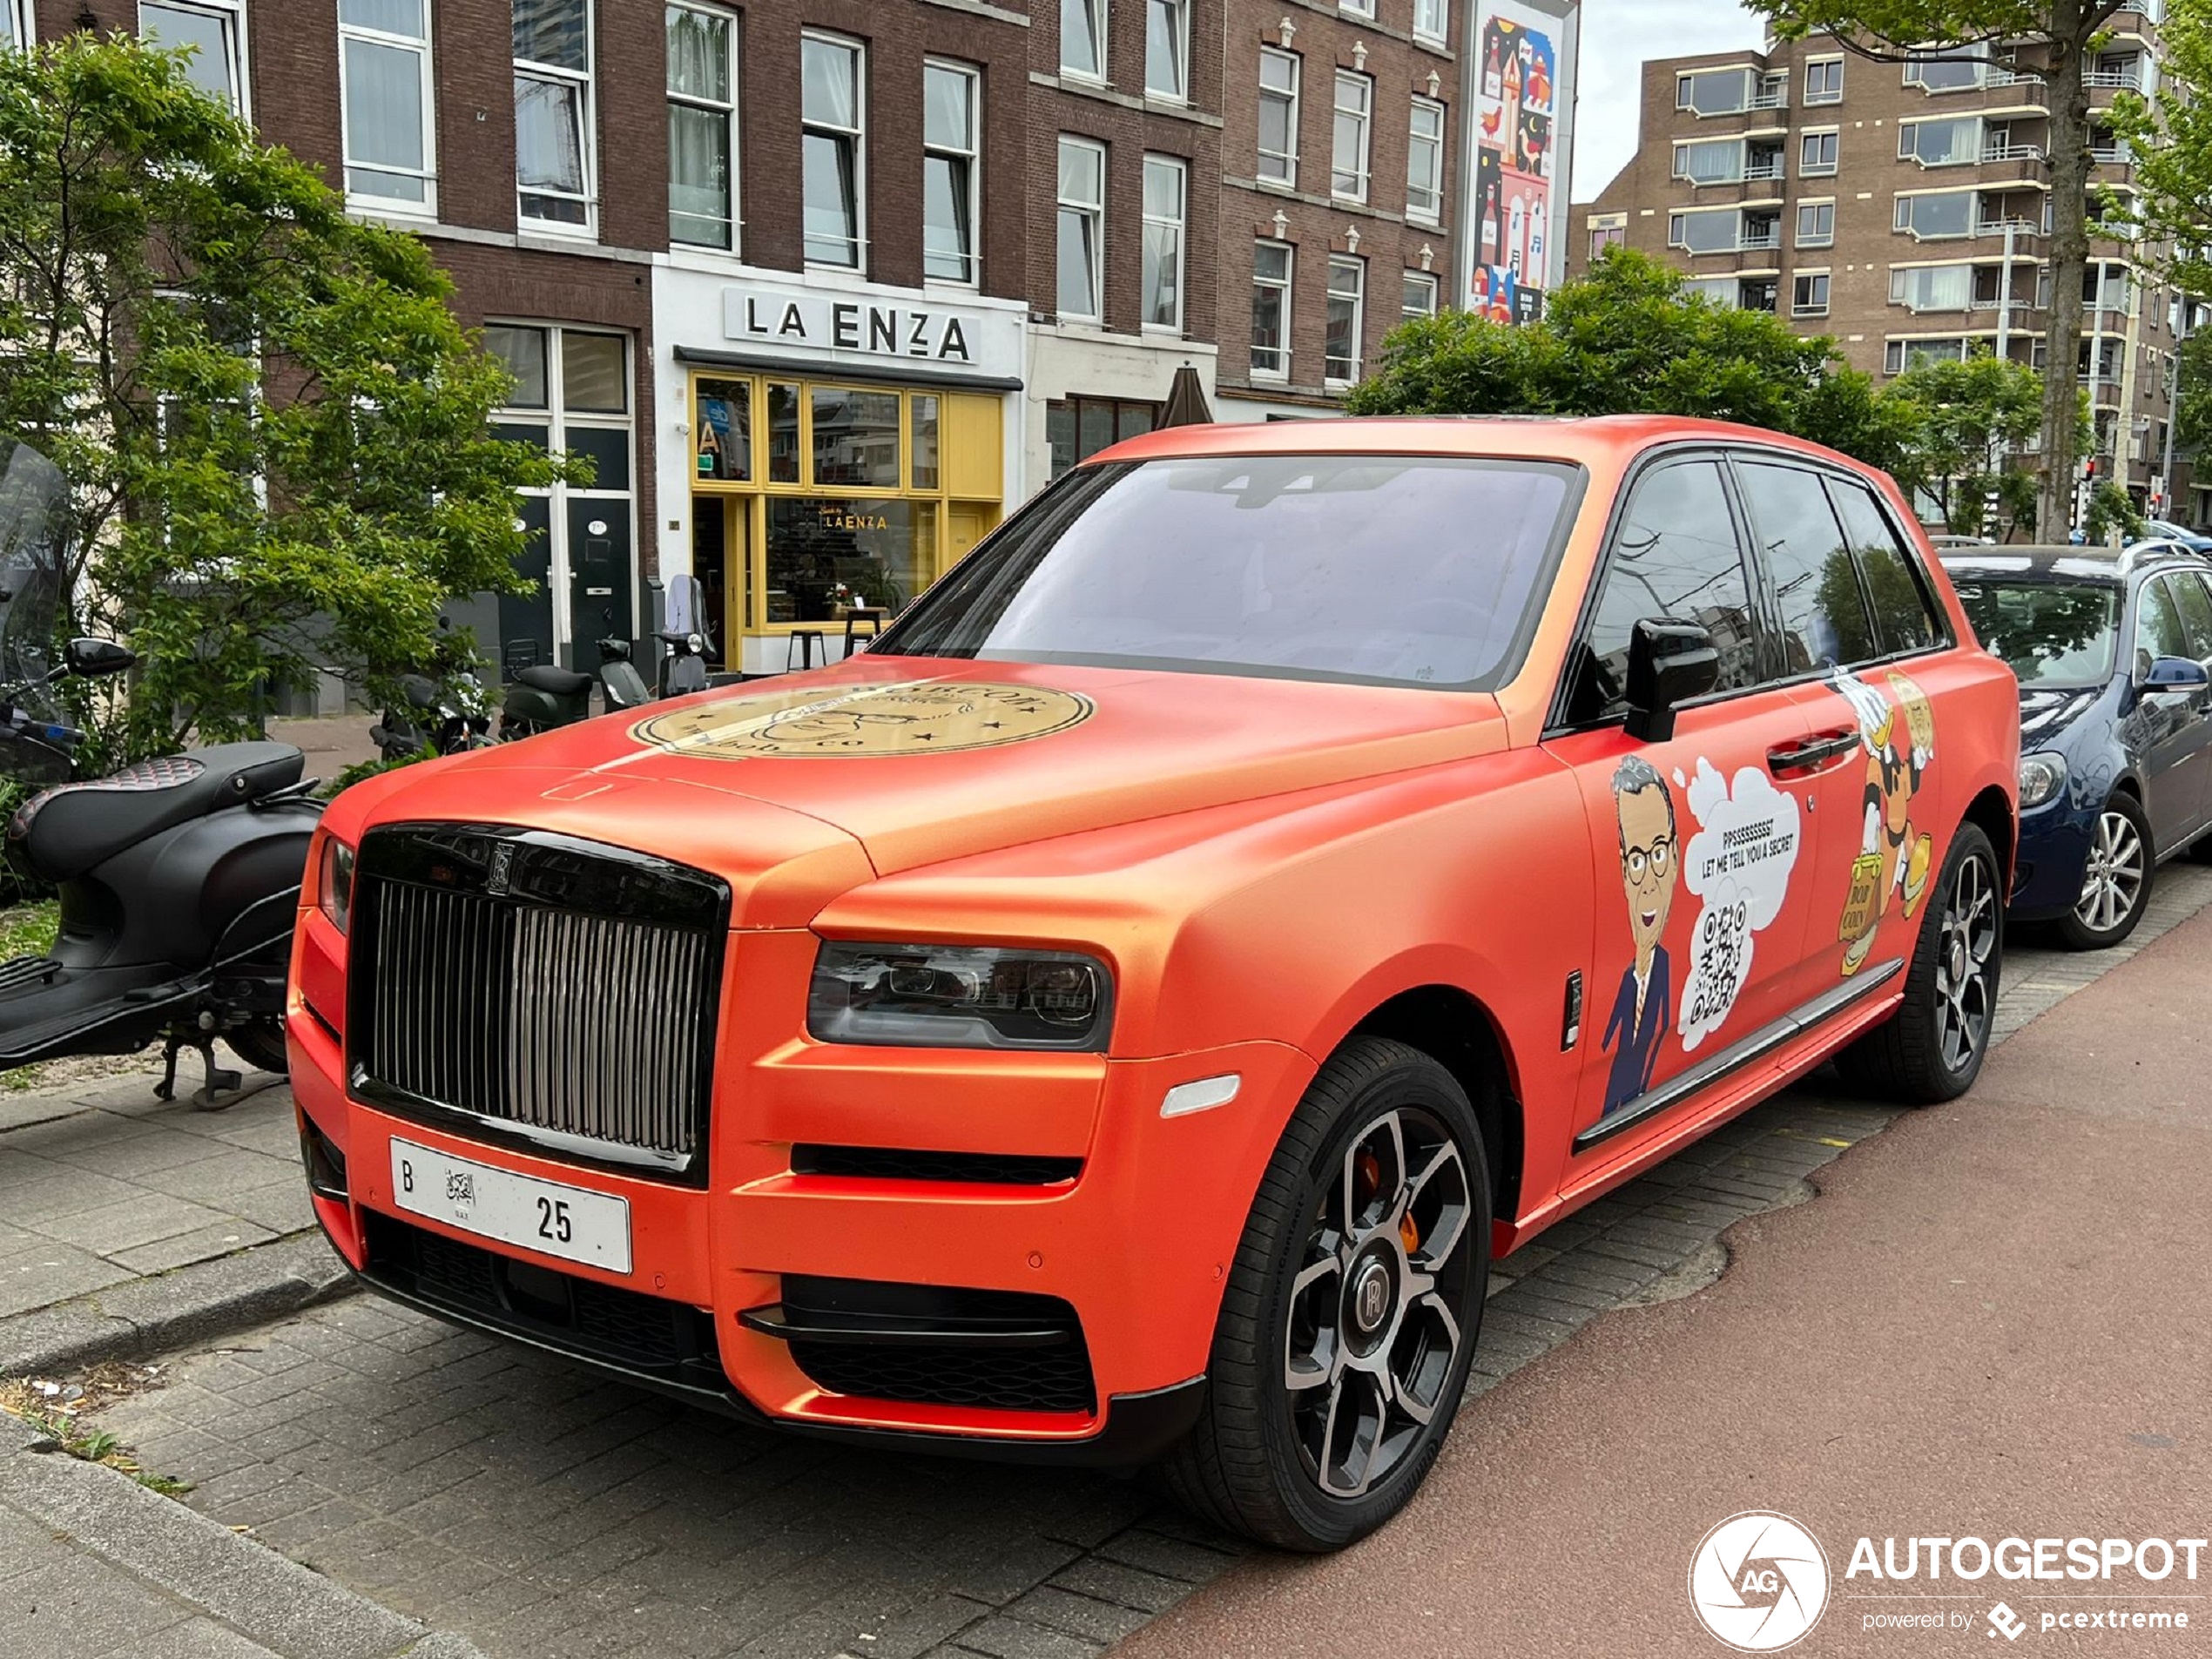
[2037,0,2093,541]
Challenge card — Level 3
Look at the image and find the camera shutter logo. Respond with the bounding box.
[1688,1512,1831,1652]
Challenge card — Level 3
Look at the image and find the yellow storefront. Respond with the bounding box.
[685,370,1003,670]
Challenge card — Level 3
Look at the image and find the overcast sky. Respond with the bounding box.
[1570,0,1767,200]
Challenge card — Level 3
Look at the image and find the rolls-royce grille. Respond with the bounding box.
[352,826,728,1182]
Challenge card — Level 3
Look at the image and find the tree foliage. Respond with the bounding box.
[2111,0,2212,302]
[1884,354,2056,537]
[0,33,577,760]
[1347,250,1922,473]
[1744,1,2128,540]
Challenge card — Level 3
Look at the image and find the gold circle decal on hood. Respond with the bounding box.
[629,681,1096,759]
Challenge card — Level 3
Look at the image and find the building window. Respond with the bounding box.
[1676,65,1784,117]
[1251,241,1291,378]
[1141,154,1187,333]
[1898,115,1982,167]
[1792,273,1831,317]
[140,0,247,113]
[1413,0,1447,44]
[340,1,435,213]
[1797,200,1835,247]
[801,32,864,268]
[1056,135,1106,322]
[1890,263,1973,314]
[1332,71,1371,202]
[1340,0,1375,17]
[1893,190,1976,239]
[1406,98,1445,225]
[666,4,736,249]
[1325,254,1365,385]
[1401,270,1439,320]
[1799,130,1838,177]
[922,59,980,284]
[1146,0,1188,101]
[1884,336,1972,374]
[1062,0,1105,81]
[2,0,27,48]
[1805,57,1844,104]
[1589,219,1626,260]
[1049,396,1157,478]
[1258,49,1300,185]
[513,0,594,232]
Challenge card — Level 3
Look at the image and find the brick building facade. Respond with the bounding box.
[1567,14,2199,523]
[17,0,1501,677]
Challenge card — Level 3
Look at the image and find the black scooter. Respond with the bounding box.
[371,671,493,761]
[0,440,321,1103]
[497,637,656,739]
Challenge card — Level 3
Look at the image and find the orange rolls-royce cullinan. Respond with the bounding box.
[289,417,2019,1550]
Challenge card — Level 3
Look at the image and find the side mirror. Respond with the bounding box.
[2142,654,2211,692]
[1624,618,1719,744]
[63,637,135,678]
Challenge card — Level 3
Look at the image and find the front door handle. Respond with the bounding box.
[1768,730,1861,775]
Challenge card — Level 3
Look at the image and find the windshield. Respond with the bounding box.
[873,455,1581,688]
[1951,577,2119,688]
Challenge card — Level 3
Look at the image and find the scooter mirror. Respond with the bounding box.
[63,637,137,678]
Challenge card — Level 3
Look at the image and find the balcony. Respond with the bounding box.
[2086,64,2146,91]
[1974,214,2048,241]
[1980,142,2045,164]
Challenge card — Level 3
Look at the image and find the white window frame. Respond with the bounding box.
[1791,273,1831,317]
[138,0,250,117]
[921,57,981,286]
[1588,213,1627,261]
[1141,153,1187,334]
[1401,270,1439,320]
[799,30,866,270]
[513,0,597,237]
[1413,0,1447,45]
[1796,199,1835,248]
[1056,134,1107,323]
[5,0,33,50]
[1145,0,1189,102]
[1885,335,1972,374]
[665,2,739,252]
[1250,240,1292,380]
[1061,0,1107,84]
[1406,97,1445,226]
[1325,254,1365,387]
[1892,188,1978,240]
[1332,70,1372,204]
[1804,57,1844,105]
[1340,0,1376,17]
[1798,128,1839,178]
[340,1,438,217]
[1898,114,1984,168]
[1258,48,1300,187]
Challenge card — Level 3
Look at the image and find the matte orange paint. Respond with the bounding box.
[288,416,2020,1450]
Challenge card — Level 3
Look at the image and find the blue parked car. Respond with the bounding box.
[1943,543,2212,950]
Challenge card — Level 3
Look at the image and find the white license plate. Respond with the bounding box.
[388,1139,632,1275]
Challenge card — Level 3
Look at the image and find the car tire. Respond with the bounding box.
[1153,1036,1491,1553]
[2055,793,2155,952]
[1837,822,2001,1106]
[225,1017,290,1076]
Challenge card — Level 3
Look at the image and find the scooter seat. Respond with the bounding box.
[10,741,305,882]
[516,664,594,697]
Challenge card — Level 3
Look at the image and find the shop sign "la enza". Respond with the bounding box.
[723,291,974,363]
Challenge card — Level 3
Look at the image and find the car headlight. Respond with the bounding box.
[2019,752,2067,811]
[807,941,1114,1051]
[318,837,356,934]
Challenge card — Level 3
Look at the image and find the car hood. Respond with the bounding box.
[354,658,1510,899]
[2019,684,2105,745]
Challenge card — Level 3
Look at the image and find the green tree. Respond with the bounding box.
[0,33,577,760]
[1745,1,2128,541]
[2084,477,2147,543]
[1349,249,1924,473]
[1885,353,2051,536]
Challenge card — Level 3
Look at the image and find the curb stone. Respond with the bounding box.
[1,1410,485,1659]
[0,1231,358,1379]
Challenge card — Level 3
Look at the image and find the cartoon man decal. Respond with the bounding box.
[1600,756,1681,1123]
[1836,670,1938,974]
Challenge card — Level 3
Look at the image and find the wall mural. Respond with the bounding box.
[1472,3,1561,325]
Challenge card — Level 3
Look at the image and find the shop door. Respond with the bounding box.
[498,496,556,678]
[568,498,633,662]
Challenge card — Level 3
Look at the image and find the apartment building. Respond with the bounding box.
[1568,12,2190,516]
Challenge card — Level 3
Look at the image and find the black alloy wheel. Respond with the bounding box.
[1155,1037,1491,1552]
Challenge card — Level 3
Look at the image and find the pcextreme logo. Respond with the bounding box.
[1689,1512,1832,1652]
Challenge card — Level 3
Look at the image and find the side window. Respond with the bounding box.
[1826,479,1946,656]
[2167,570,2212,661]
[1568,459,1757,725]
[1736,461,1877,674]
[2137,577,2193,677]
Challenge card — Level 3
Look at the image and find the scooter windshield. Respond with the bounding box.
[0,441,77,783]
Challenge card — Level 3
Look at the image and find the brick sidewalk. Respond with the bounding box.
[71,863,2212,1659]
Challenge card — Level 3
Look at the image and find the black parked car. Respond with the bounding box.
[1943,543,2212,949]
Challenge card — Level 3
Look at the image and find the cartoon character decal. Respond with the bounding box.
[631,681,1095,759]
[1598,756,1679,1123]
[1833,670,1938,974]
[1675,759,1803,1054]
